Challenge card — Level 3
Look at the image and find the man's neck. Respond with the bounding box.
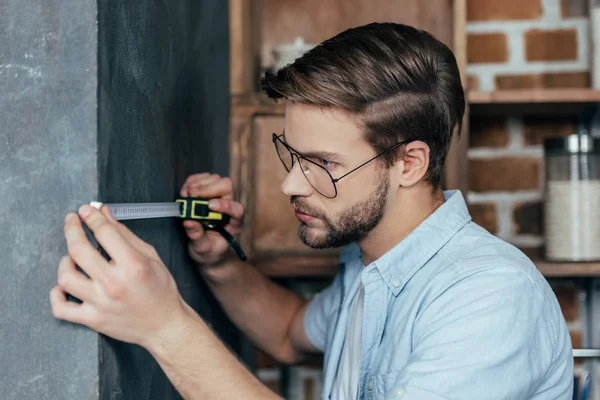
[358,185,445,266]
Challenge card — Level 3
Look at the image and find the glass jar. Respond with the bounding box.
[543,134,600,261]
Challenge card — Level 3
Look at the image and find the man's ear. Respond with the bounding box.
[394,141,430,187]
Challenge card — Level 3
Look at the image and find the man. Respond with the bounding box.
[51,23,573,399]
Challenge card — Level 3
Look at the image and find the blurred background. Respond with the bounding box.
[233,1,600,400]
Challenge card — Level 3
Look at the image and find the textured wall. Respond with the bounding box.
[1,0,233,398]
[96,0,232,399]
[0,1,100,399]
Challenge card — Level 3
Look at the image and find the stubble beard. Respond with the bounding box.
[296,173,389,249]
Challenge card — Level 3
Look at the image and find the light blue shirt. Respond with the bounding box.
[304,190,573,400]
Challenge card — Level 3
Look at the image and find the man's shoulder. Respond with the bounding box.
[422,221,551,303]
[439,220,537,276]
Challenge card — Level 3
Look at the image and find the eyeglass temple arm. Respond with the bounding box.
[333,140,409,183]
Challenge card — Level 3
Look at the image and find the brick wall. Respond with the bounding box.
[466,0,589,383]
[466,0,590,91]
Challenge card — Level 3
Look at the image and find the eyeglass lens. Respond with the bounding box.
[274,137,337,198]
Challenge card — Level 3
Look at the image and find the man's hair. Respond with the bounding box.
[261,22,465,188]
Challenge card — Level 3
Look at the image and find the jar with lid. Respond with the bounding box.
[543,134,600,261]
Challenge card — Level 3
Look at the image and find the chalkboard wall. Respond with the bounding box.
[97,0,234,399]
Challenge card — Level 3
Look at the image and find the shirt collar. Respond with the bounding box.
[364,190,471,296]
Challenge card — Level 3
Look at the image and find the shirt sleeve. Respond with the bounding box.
[386,267,573,400]
[303,270,344,353]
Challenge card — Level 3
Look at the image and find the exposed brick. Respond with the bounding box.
[467,75,479,91]
[467,0,542,21]
[467,33,509,63]
[525,29,578,61]
[513,201,543,235]
[468,158,540,191]
[561,0,588,18]
[522,115,578,145]
[469,115,509,148]
[468,203,498,233]
[554,286,579,322]
[495,72,590,90]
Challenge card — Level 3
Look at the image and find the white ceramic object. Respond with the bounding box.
[272,37,316,71]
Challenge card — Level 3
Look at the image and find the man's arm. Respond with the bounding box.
[199,256,318,364]
[49,205,284,400]
[145,302,283,400]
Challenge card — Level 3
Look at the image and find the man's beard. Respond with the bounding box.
[293,172,389,249]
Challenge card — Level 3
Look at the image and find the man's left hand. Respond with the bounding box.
[50,204,188,348]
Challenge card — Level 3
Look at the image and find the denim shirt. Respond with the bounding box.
[304,190,573,400]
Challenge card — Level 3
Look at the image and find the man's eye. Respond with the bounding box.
[320,159,336,169]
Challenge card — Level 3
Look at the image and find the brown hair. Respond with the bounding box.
[261,22,465,187]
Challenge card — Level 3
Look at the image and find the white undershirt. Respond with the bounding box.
[331,284,365,400]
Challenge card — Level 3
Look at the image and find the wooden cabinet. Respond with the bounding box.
[228,0,468,277]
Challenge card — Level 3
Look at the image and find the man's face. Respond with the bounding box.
[280,102,390,249]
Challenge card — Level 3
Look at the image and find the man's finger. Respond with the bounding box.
[57,255,94,302]
[114,221,158,258]
[77,205,139,264]
[183,220,206,241]
[64,213,109,280]
[207,198,244,220]
[180,173,211,196]
[188,177,235,200]
[50,286,89,324]
[183,174,220,196]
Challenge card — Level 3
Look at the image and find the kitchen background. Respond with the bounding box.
[227,0,600,399]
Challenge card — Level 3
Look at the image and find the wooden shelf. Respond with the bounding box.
[469,88,600,104]
[255,256,600,279]
[468,89,600,115]
[535,260,600,277]
[254,254,340,277]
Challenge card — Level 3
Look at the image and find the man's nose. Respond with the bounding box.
[281,161,313,198]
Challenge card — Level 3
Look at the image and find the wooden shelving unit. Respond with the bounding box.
[535,261,600,278]
[469,88,600,104]
[469,88,600,115]
[255,254,340,278]
[256,257,600,279]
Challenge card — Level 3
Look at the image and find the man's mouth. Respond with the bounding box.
[294,210,316,223]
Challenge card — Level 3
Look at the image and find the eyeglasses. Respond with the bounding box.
[272,133,411,198]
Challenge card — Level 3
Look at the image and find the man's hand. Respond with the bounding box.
[180,173,245,266]
[50,205,282,400]
[50,205,188,348]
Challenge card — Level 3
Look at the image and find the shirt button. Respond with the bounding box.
[391,386,406,398]
[394,387,406,397]
[392,278,401,287]
[367,380,374,390]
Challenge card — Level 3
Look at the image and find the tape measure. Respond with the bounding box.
[94,198,230,224]
[90,197,246,261]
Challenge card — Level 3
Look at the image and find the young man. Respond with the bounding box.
[51,23,573,399]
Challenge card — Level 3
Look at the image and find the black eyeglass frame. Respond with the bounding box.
[272,133,412,198]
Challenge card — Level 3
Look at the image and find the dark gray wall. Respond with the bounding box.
[96,1,233,399]
[1,0,234,399]
[0,1,100,399]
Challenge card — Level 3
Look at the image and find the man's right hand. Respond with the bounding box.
[179,173,245,267]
